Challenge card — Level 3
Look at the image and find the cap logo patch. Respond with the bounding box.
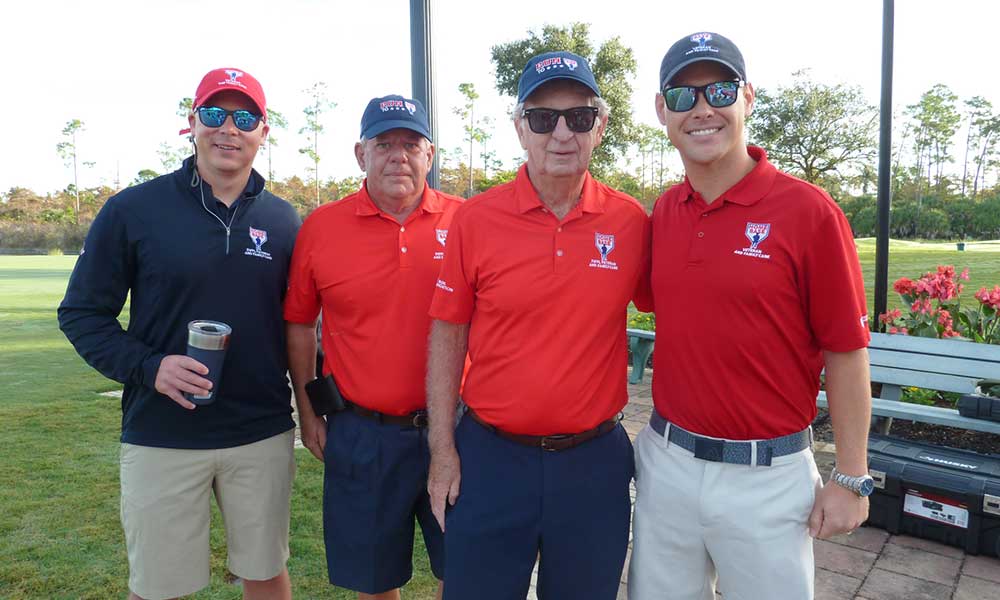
[219,69,248,90]
[687,32,719,55]
[535,57,564,73]
[404,101,417,115]
[564,58,578,71]
[380,99,408,112]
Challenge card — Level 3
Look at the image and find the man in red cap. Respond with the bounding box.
[59,68,300,600]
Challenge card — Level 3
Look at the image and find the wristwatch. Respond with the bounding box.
[830,469,876,497]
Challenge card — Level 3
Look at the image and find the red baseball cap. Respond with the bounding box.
[180,68,267,135]
[193,67,266,115]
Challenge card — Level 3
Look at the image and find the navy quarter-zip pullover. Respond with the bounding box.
[58,157,302,448]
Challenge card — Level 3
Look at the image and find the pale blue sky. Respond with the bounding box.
[3,0,997,193]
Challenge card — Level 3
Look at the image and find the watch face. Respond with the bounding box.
[859,478,875,497]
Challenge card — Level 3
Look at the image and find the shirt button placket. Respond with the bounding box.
[399,226,411,268]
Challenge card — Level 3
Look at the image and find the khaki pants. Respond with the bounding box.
[629,424,821,600]
[120,429,295,600]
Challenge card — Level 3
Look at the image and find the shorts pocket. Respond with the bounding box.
[325,413,377,492]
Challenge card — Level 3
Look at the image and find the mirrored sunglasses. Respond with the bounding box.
[662,81,744,113]
[196,106,263,132]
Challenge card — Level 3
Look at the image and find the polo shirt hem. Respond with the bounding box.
[121,420,295,450]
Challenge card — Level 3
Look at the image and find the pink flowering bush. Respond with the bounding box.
[880,265,999,344]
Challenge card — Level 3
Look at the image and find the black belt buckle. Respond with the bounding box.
[540,434,572,452]
[694,437,725,462]
[412,411,429,428]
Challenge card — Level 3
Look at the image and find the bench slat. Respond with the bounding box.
[817,392,1000,435]
[870,366,982,394]
[870,332,1000,362]
[869,347,1000,381]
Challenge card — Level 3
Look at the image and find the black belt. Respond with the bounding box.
[468,408,620,451]
[649,411,811,466]
[347,401,428,428]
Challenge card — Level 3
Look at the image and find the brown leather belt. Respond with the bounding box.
[467,408,620,451]
[347,401,428,428]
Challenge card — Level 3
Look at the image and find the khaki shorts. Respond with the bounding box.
[120,429,295,600]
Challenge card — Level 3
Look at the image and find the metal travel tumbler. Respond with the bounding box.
[185,320,232,405]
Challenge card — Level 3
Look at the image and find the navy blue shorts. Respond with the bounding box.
[323,409,444,594]
[443,414,634,600]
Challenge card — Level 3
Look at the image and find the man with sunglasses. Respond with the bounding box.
[426,51,651,600]
[59,68,300,600]
[284,95,461,600]
[628,33,872,600]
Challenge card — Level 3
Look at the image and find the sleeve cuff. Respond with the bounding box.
[140,353,166,390]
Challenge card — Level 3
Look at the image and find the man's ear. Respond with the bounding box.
[743,82,755,118]
[354,141,366,171]
[654,93,669,126]
[425,142,436,175]
[514,116,529,150]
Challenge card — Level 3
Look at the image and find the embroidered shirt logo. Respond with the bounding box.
[733,222,771,260]
[245,226,272,260]
[434,229,448,260]
[589,232,619,270]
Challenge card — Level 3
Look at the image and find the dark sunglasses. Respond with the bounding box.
[661,80,744,113]
[196,106,263,132]
[521,106,599,134]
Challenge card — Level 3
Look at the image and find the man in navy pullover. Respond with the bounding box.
[58,68,300,600]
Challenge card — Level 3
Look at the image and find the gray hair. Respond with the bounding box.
[512,96,610,123]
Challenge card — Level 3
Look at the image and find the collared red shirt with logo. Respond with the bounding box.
[651,146,870,440]
[430,164,652,436]
[284,183,463,415]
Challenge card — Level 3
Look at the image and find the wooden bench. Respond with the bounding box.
[626,329,1000,435]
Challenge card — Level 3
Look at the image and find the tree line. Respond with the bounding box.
[4,23,1000,251]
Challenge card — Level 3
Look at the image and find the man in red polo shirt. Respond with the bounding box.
[628,33,874,600]
[284,95,461,600]
[426,51,651,600]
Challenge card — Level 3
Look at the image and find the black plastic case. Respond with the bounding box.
[866,434,1000,557]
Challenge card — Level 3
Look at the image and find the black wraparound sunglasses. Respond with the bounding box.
[521,106,599,134]
[661,80,744,112]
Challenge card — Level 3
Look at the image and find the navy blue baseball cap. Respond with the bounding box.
[659,32,747,90]
[516,51,601,103]
[359,94,432,141]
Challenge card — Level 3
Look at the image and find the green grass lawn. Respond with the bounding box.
[0,256,438,599]
[3,244,1000,598]
[855,238,1000,317]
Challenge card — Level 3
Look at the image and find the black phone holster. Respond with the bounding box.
[305,374,346,416]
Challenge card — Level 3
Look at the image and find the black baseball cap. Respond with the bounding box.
[659,32,747,90]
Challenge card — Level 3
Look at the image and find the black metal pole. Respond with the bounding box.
[874,0,894,329]
[410,0,439,189]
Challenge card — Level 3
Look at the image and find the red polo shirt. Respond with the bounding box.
[284,183,463,415]
[429,164,651,435]
[651,146,869,440]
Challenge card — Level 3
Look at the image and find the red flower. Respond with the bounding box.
[893,277,916,296]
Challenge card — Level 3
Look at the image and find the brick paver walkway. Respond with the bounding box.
[292,378,1000,599]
